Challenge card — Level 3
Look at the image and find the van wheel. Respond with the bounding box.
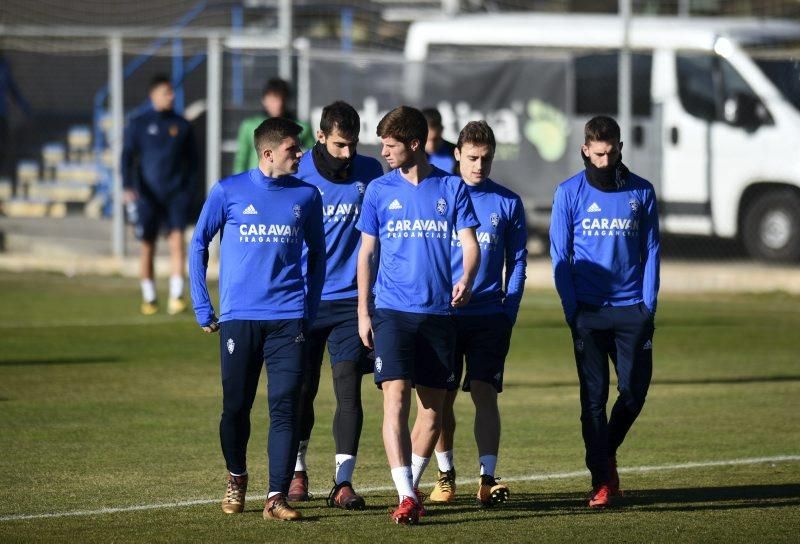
[742,190,800,262]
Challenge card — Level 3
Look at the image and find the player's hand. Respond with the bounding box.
[451,279,473,307]
[202,318,220,334]
[358,313,374,349]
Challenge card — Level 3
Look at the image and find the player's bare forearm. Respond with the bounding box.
[357,234,377,347]
[452,227,480,307]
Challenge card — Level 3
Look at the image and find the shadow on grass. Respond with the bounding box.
[0,356,124,367]
[418,485,800,525]
[504,374,800,389]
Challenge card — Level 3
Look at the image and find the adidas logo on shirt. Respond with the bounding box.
[243,204,258,215]
[587,202,602,213]
[388,199,403,210]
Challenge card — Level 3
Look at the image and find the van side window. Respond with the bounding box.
[677,54,717,121]
[574,52,652,117]
[720,59,754,98]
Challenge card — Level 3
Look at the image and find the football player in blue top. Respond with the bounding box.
[291,101,384,509]
[427,121,527,508]
[423,108,457,174]
[356,106,480,525]
[189,117,326,521]
[550,116,660,508]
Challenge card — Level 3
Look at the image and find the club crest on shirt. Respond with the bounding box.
[629,198,640,216]
[169,124,179,137]
[355,182,366,195]
[490,212,500,228]
[292,204,302,219]
[436,198,447,216]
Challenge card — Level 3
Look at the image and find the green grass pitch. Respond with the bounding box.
[0,271,798,542]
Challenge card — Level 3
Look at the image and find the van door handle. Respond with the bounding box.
[670,127,679,145]
[633,125,644,146]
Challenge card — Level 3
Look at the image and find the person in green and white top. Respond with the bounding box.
[232,78,314,174]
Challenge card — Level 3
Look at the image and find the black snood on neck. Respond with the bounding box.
[581,151,629,191]
[312,141,353,182]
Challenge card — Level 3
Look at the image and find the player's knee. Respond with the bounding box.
[333,361,362,403]
[221,403,250,421]
[269,380,302,408]
[580,403,606,421]
[469,380,497,406]
[619,386,647,413]
[416,406,442,431]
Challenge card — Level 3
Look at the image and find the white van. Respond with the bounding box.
[405,14,800,261]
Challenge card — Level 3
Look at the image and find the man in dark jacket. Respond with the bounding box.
[122,74,198,315]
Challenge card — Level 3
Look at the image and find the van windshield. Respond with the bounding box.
[747,43,800,112]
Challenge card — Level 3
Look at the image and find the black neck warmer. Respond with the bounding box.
[581,151,629,191]
[312,141,352,182]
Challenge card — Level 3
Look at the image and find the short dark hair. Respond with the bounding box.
[584,116,621,144]
[456,120,496,152]
[376,106,428,146]
[262,78,290,99]
[253,117,302,154]
[422,108,443,129]
[148,74,171,93]
[320,100,360,139]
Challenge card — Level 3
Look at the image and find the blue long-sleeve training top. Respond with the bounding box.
[549,170,660,323]
[296,150,384,300]
[451,178,528,324]
[356,167,480,316]
[189,169,326,327]
[121,108,197,200]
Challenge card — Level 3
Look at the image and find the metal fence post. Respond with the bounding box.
[206,35,221,193]
[110,34,125,258]
[619,0,632,147]
[295,38,311,123]
[279,0,292,80]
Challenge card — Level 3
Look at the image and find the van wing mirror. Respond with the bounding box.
[723,92,771,130]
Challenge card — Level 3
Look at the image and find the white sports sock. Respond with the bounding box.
[434,449,454,472]
[335,454,356,485]
[390,466,416,504]
[140,279,156,303]
[169,275,184,300]
[411,454,430,489]
[295,440,309,471]
[267,491,281,499]
[229,470,247,477]
[479,455,498,477]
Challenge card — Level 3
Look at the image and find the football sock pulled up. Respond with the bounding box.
[435,449,454,472]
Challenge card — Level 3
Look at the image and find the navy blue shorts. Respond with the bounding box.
[305,298,373,372]
[372,308,457,390]
[453,313,512,393]
[135,189,192,241]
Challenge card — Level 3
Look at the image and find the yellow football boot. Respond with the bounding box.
[476,475,509,507]
[167,297,187,315]
[429,469,456,503]
[140,301,158,315]
[221,474,247,514]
